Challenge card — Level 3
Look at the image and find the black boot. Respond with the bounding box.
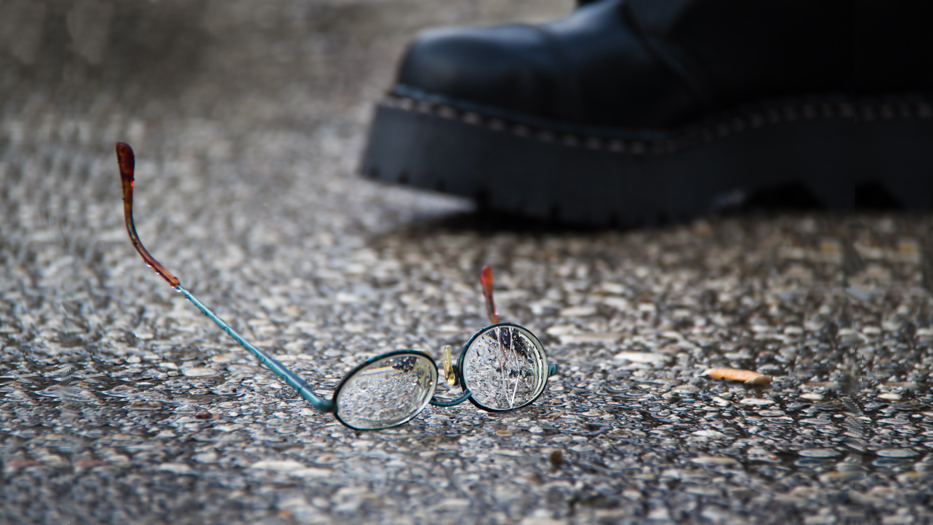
[361,0,933,225]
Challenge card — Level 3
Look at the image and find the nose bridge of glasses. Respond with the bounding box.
[429,390,472,407]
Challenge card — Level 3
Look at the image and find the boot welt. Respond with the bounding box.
[360,92,933,226]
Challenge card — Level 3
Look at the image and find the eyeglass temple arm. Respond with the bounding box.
[480,265,498,324]
[116,142,335,413]
[176,287,334,412]
[482,268,558,379]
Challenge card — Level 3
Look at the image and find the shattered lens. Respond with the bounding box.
[335,352,438,430]
[461,324,548,411]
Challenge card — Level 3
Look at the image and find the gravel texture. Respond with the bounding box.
[1,1,932,524]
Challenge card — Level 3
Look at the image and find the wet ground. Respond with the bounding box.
[1,1,932,524]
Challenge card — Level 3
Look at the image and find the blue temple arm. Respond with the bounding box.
[177,285,335,413]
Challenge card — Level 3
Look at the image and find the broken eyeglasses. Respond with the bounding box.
[116,143,556,430]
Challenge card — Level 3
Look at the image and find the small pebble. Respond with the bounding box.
[690,456,738,466]
[739,398,774,406]
[128,400,162,410]
[183,367,219,378]
[691,430,727,439]
[559,305,597,317]
[876,449,918,458]
[672,385,700,394]
[759,410,786,417]
[818,471,865,483]
[710,396,731,406]
[798,449,840,459]
[549,450,564,471]
[799,393,824,401]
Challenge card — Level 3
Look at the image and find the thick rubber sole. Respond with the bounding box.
[360,93,933,226]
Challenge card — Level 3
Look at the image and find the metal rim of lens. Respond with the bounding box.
[333,349,438,430]
[458,322,548,412]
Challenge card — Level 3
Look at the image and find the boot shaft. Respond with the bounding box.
[626,0,933,108]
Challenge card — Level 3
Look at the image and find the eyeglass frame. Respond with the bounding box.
[115,142,557,430]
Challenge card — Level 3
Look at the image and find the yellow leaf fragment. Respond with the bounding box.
[703,368,772,386]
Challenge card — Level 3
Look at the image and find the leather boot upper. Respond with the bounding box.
[393,0,933,131]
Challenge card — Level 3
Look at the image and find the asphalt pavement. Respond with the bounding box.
[1,1,931,524]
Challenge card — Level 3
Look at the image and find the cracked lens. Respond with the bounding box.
[463,325,546,411]
[336,354,437,430]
